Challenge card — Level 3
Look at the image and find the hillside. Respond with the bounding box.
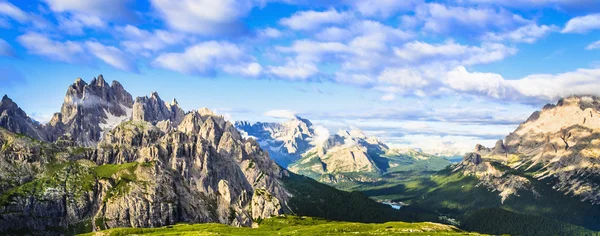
[82,215,477,236]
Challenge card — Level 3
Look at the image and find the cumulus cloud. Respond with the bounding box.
[0,38,16,57]
[315,27,352,41]
[117,25,185,56]
[17,32,85,63]
[267,59,319,81]
[311,125,330,145]
[153,41,260,77]
[351,0,421,18]
[414,3,529,36]
[56,14,106,35]
[446,66,600,102]
[43,0,134,33]
[562,14,600,33]
[484,24,556,43]
[85,41,138,72]
[264,109,297,119]
[586,40,600,50]
[257,27,284,38]
[462,0,600,13]
[43,0,134,20]
[393,41,517,66]
[0,1,27,23]
[151,0,255,35]
[279,8,352,31]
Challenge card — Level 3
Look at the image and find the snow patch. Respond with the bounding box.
[99,104,132,139]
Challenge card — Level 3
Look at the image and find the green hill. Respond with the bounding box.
[80,215,479,236]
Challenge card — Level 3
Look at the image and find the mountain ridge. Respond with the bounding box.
[237,117,451,184]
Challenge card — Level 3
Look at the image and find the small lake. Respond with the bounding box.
[381,202,402,210]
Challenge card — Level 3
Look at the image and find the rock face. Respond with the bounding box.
[456,95,600,204]
[235,117,315,167]
[237,117,450,184]
[132,92,184,126]
[0,95,46,140]
[48,75,134,146]
[0,76,290,234]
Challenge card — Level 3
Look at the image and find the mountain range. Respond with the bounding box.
[4,75,600,235]
[0,75,447,234]
[236,117,450,184]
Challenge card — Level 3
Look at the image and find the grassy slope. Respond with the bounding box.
[81,215,479,236]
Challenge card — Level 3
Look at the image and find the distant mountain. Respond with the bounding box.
[357,96,600,234]
[0,75,427,234]
[237,117,451,184]
[235,116,315,167]
[455,95,600,204]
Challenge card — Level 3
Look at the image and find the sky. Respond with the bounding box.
[1,0,600,155]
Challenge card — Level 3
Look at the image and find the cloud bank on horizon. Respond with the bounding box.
[1,0,600,154]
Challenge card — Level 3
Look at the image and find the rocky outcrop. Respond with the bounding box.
[0,95,46,140]
[0,76,290,234]
[132,92,184,127]
[41,75,134,146]
[455,96,600,204]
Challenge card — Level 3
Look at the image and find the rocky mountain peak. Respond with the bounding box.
[42,76,135,146]
[0,95,16,109]
[90,74,109,88]
[133,91,184,126]
[0,95,45,140]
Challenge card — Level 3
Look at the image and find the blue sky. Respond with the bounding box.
[1,0,600,154]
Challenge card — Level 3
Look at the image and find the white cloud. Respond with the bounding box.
[0,1,27,23]
[334,72,375,86]
[380,93,396,101]
[447,66,600,102]
[0,38,15,57]
[393,41,517,66]
[352,0,421,18]
[223,62,263,77]
[117,25,185,56]
[562,14,600,33]
[378,67,429,89]
[153,41,259,77]
[85,41,138,72]
[414,3,529,35]
[311,125,330,145]
[264,109,297,119]
[276,40,349,62]
[57,14,106,35]
[43,0,133,20]
[258,27,284,38]
[315,27,352,41]
[151,0,255,35]
[586,40,600,50]
[462,0,600,13]
[446,66,515,99]
[267,59,318,81]
[279,8,352,31]
[484,24,556,43]
[17,32,84,63]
